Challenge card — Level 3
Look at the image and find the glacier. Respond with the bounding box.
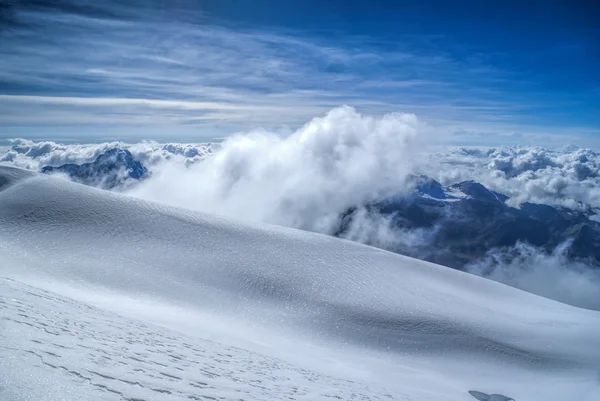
[1,165,600,401]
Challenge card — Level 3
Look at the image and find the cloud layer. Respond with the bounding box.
[421,146,600,215]
[2,138,214,172]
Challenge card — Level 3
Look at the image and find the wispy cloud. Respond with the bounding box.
[0,95,255,109]
[0,2,596,144]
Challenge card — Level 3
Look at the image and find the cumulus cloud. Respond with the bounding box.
[4,123,599,226]
[487,147,558,177]
[2,138,120,170]
[466,241,600,311]
[0,150,18,162]
[0,138,214,172]
[127,141,215,167]
[10,138,64,158]
[127,106,422,233]
[419,146,600,216]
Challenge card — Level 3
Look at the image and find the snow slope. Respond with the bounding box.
[1,165,599,401]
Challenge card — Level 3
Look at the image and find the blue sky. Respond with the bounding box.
[0,0,598,146]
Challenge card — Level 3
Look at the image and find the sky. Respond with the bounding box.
[0,0,598,146]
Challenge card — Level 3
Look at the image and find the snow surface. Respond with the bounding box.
[1,165,600,401]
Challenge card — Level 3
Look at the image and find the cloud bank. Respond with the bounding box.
[2,138,214,171]
[128,106,422,234]
[421,146,600,215]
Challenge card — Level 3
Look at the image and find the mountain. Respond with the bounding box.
[1,166,599,400]
[38,149,600,269]
[41,148,147,189]
[338,175,600,269]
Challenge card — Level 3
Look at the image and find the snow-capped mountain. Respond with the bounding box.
[42,148,147,189]
[1,166,599,401]
[35,150,600,271]
[340,175,600,269]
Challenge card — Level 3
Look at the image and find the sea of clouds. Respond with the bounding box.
[2,106,600,309]
[426,146,600,218]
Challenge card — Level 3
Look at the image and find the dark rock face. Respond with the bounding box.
[42,148,147,189]
[449,180,508,203]
[337,176,600,269]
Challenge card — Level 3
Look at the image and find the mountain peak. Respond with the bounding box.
[451,180,506,202]
[41,147,147,189]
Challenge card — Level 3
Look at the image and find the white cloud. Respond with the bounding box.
[0,95,259,110]
[418,146,600,215]
[127,106,422,233]
[3,109,599,226]
[466,241,600,310]
[2,3,593,144]
[0,138,214,171]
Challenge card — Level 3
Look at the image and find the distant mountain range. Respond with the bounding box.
[42,148,147,189]
[336,175,600,269]
[41,148,600,270]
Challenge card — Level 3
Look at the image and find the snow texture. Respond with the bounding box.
[1,166,600,400]
[0,278,398,401]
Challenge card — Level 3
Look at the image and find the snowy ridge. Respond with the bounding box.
[1,166,600,400]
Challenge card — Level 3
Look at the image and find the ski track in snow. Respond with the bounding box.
[0,279,398,401]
